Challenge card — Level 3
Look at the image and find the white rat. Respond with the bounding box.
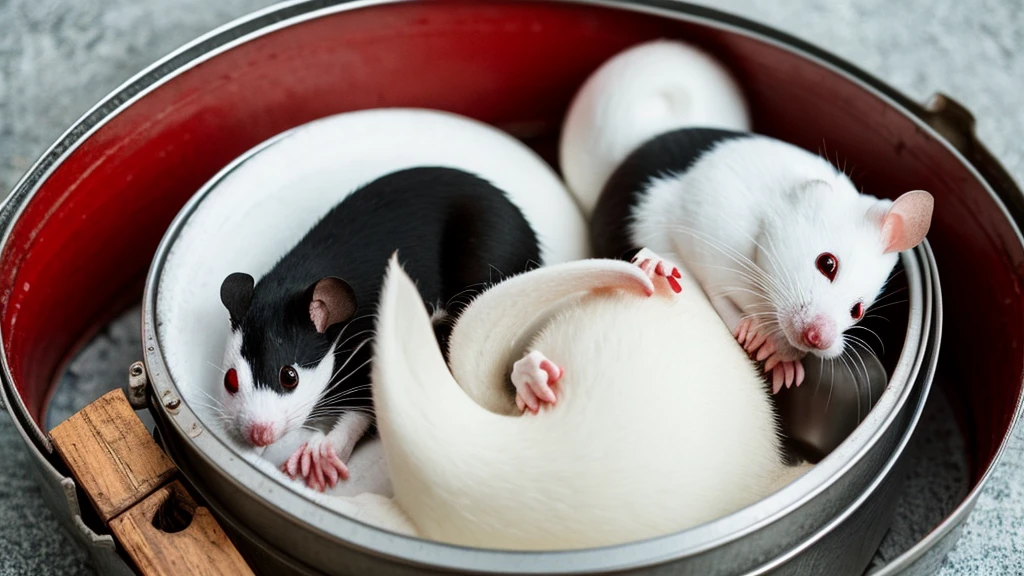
[370,251,809,550]
[559,39,933,394]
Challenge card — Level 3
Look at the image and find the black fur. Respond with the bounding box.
[221,166,541,409]
[220,272,254,330]
[589,127,751,261]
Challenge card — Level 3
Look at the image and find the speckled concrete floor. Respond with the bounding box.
[1,0,1022,574]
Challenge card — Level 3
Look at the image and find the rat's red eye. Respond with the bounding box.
[224,368,239,394]
[280,366,299,390]
[816,252,839,282]
[851,300,865,320]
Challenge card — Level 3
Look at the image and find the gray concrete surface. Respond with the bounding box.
[1,0,1022,574]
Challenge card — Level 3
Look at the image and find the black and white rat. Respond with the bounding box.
[370,252,810,550]
[559,39,933,394]
[218,166,542,491]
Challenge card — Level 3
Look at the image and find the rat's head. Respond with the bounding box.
[755,181,933,359]
[217,273,357,447]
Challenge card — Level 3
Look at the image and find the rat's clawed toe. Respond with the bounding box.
[631,247,682,294]
[772,364,785,395]
[282,445,303,477]
[512,350,563,413]
[783,362,795,388]
[755,339,777,361]
[735,318,753,346]
[748,331,770,354]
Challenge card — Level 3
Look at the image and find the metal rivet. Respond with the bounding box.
[127,361,149,410]
[166,399,180,410]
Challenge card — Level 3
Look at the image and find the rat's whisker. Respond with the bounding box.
[865,299,909,314]
[638,224,786,297]
[824,358,837,414]
[207,361,228,376]
[846,324,886,354]
[836,353,861,421]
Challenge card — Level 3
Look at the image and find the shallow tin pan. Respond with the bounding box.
[0,0,1017,574]
[138,107,930,575]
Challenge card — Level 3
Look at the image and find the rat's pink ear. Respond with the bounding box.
[308,277,357,334]
[877,190,934,254]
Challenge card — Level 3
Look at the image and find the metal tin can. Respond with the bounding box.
[0,1,1015,575]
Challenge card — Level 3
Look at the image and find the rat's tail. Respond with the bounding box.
[371,254,500,525]
[444,257,654,413]
[371,254,654,454]
[558,38,751,217]
[370,255,654,544]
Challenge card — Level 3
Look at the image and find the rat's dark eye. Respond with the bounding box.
[280,366,299,390]
[224,368,239,394]
[851,300,865,320]
[816,252,839,282]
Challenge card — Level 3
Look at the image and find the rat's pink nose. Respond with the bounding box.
[247,423,277,447]
[802,317,836,350]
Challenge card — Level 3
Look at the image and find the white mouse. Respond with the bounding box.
[370,251,810,551]
[560,39,934,393]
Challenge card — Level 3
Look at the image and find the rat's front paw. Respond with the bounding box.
[281,434,350,492]
[735,318,805,394]
[630,247,682,294]
[735,317,756,349]
[736,317,773,359]
[512,350,563,413]
[765,357,805,394]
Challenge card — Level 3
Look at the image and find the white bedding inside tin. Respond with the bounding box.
[155,108,589,505]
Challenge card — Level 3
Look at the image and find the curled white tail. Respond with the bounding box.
[371,254,654,443]
[445,259,654,412]
[371,255,656,545]
[371,255,500,533]
[559,39,751,216]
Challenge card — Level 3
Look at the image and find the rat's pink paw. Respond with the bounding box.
[736,318,805,394]
[281,436,350,492]
[630,247,682,294]
[768,358,805,394]
[512,350,563,413]
[754,337,777,361]
[737,318,771,355]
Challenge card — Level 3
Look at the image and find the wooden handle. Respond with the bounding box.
[50,389,254,576]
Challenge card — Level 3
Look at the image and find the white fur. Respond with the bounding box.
[156,108,590,499]
[559,38,750,216]
[560,38,905,363]
[219,329,341,445]
[630,137,899,359]
[371,256,810,550]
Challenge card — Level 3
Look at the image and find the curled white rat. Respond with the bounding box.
[370,252,809,550]
[560,39,934,393]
